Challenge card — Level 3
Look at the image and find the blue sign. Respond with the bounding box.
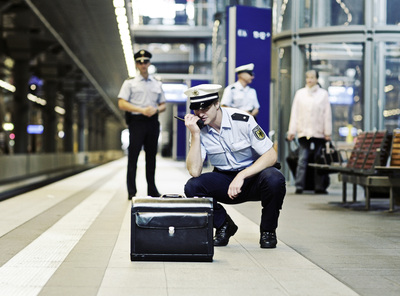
[27,125,44,134]
[226,5,272,132]
[328,86,354,105]
[162,83,188,103]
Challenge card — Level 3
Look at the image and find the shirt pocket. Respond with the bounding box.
[206,145,228,167]
[231,140,252,162]
[150,88,161,95]
[131,85,144,94]
[150,88,161,102]
[130,86,145,104]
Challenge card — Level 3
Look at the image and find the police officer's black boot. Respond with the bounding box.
[147,186,160,197]
[213,215,238,246]
[260,230,277,248]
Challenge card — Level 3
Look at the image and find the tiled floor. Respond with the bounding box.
[0,154,399,296]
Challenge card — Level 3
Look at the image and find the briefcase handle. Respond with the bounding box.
[160,194,185,198]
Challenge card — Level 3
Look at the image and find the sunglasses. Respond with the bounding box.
[193,103,214,112]
[137,60,150,65]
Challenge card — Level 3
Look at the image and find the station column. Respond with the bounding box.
[12,59,30,153]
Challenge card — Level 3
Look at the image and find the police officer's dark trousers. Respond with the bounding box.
[184,166,286,232]
[127,114,160,196]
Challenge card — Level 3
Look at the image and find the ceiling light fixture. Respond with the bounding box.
[113,0,136,77]
[0,80,16,92]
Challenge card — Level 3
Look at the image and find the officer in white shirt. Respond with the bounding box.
[118,49,166,199]
[221,63,260,117]
[183,84,286,249]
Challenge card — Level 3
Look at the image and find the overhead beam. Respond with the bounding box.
[24,0,125,126]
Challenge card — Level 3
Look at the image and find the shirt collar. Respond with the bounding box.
[306,84,319,92]
[205,108,231,134]
[234,81,246,90]
[220,108,231,130]
[138,74,153,82]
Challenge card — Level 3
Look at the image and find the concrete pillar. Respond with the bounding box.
[12,59,30,153]
[88,105,96,151]
[42,77,58,153]
[76,90,90,152]
[62,80,75,152]
[77,100,87,152]
[98,112,106,150]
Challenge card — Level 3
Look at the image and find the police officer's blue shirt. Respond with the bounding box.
[221,81,260,112]
[118,74,166,115]
[200,107,273,171]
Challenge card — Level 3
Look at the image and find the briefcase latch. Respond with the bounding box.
[168,226,175,236]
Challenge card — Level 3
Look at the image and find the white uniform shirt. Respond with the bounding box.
[288,85,332,139]
[118,74,166,115]
[199,108,273,171]
[221,81,260,112]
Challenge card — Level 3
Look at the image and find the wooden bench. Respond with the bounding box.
[337,130,400,211]
[310,130,399,211]
[300,130,400,211]
[388,129,400,166]
[373,129,400,211]
[309,131,371,174]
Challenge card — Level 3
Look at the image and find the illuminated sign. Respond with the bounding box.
[162,83,188,103]
[27,125,44,134]
[237,29,271,40]
[227,5,272,132]
[328,86,354,105]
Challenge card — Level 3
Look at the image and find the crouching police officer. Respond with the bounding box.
[183,84,286,248]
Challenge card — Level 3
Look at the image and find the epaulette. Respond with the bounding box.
[153,75,162,81]
[231,113,249,122]
[231,86,236,90]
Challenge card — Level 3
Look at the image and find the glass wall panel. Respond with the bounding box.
[273,0,293,33]
[275,46,292,157]
[300,0,364,28]
[375,41,400,132]
[299,43,364,142]
[373,0,400,26]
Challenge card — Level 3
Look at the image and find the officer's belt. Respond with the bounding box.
[213,162,281,175]
[213,168,242,176]
[125,112,158,124]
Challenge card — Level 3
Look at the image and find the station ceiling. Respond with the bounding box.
[2,0,129,125]
[1,0,213,126]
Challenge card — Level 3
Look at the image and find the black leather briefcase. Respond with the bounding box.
[131,196,214,262]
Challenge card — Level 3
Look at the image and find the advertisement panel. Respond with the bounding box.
[226,5,272,132]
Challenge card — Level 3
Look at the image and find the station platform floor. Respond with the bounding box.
[0,153,399,296]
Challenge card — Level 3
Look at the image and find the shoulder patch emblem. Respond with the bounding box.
[252,125,266,140]
[231,113,249,122]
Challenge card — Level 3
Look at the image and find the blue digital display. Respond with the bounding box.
[162,83,188,103]
[27,125,44,134]
[328,86,354,105]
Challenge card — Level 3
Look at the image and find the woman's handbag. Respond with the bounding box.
[318,141,342,167]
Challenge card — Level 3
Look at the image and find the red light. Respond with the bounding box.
[9,133,15,140]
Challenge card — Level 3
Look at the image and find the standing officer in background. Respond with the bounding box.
[287,69,332,194]
[221,63,260,118]
[183,84,285,249]
[118,49,166,199]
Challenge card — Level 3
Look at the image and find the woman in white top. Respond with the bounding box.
[287,70,332,194]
